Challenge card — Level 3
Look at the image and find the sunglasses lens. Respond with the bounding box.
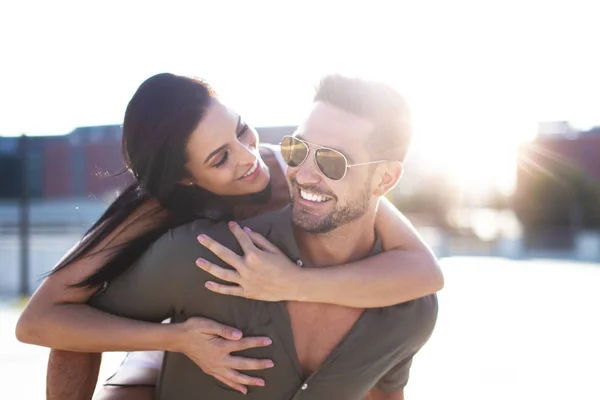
[280,136,308,167]
[315,148,347,180]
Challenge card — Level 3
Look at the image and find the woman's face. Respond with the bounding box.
[185,98,271,196]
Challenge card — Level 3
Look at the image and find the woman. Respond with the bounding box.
[15,73,443,399]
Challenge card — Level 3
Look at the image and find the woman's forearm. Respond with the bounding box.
[16,304,182,353]
[291,197,443,308]
[294,249,443,308]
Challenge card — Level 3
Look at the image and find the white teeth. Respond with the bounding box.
[300,190,329,203]
[243,162,258,177]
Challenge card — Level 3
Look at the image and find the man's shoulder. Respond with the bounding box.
[146,206,292,263]
[382,294,438,346]
[399,293,438,327]
[235,206,291,236]
[151,218,223,253]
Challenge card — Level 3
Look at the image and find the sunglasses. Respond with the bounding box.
[280,135,393,181]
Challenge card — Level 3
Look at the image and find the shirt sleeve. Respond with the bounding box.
[88,221,212,322]
[375,354,413,393]
[377,294,439,393]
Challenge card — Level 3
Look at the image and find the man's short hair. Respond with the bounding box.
[314,74,412,161]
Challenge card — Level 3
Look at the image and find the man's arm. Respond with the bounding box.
[365,387,404,400]
[47,350,101,400]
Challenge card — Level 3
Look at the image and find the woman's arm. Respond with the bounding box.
[197,198,444,308]
[296,197,443,307]
[16,201,273,393]
[15,202,186,352]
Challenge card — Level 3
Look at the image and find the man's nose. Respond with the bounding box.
[294,152,321,185]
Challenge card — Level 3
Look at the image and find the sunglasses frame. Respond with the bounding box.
[280,135,395,181]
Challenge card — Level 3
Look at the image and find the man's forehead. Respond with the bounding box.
[295,101,373,149]
[304,101,373,130]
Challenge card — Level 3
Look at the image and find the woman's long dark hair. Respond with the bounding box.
[49,73,236,287]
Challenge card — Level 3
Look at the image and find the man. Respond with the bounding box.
[58,75,438,399]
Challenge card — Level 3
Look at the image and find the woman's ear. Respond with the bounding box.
[177,179,195,186]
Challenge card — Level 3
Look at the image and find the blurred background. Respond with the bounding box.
[1,1,599,399]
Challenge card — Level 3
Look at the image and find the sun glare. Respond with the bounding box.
[411,117,538,196]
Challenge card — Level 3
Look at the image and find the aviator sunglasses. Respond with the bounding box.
[280,135,394,181]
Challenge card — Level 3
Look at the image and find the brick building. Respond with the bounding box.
[517,125,600,188]
[0,125,295,200]
[515,124,600,247]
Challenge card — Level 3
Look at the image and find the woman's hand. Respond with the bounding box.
[196,221,302,301]
[177,317,274,395]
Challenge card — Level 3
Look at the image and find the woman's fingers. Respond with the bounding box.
[204,281,245,297]
[243,228,281,253]
[213,374,248,394]
[225,336,273,352]
[197,234,242,267]
[196,259,240,284]
[228,221,258,254]
[188,317,243,340]
[222,369,265,387]
[226,355,275,371]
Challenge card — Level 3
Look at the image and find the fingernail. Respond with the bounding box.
[241,388,247,395]
[205,282,214,288]
[197,234,207,242]
[228,221,237,228]
[266,360,275,368]
[196,258,206,266]
[232,330,243,339]
[256,380,265,387]
[264,338,272,345]
[243,226,252,233]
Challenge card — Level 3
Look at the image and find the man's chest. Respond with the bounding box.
[163,298,421,400]
[286,301,364,377]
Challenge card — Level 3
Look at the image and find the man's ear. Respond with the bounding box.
[372,162,403,197]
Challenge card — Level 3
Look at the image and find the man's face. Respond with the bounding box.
[286,101,377,234]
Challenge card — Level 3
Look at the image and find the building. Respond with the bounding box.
[517,124,600,188]
[0,124,296,201]
[515,124,600,248]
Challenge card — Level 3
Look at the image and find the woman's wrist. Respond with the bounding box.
[287,267,316,302]
[154,322,188,353]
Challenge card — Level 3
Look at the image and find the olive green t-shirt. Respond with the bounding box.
[90,206,438,400]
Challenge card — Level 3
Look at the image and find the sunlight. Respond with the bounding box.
[409,105,538,196]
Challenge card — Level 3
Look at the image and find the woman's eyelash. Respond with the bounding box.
[214,123,248,168]
[214,151,229,168]
[237,123,248,137]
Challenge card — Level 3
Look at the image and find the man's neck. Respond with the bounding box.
[294,211,377,268]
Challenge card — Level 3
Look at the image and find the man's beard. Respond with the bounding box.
[290,178,371,234]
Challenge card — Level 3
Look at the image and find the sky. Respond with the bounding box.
[1,0,598,192]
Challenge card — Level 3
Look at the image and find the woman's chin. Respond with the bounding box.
[231,171,267,195]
